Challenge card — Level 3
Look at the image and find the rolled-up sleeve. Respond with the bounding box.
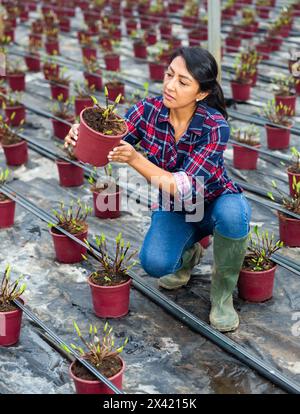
[123,100,145,146]
[172,124,229,203]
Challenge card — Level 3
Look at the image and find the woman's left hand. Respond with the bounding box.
[108,140,139,164]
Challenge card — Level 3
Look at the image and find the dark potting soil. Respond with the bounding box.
[91,183,119,194]
[2,134,22,146]
[0,193,9,202]
[82,107,127,136]
[0,301,18,312]
[288,165,300,174]
[242,255,275,272]
[51,221,88,235]
[91,270,130,287]
[72,356,122,381]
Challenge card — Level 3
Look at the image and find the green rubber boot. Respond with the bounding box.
[209,230,249,332]
[158,243,204,290]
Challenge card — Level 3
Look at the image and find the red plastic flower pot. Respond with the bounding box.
[257,7,270,19]
[0,300,24,346]
[88,275,131,318]
[75,108,128,167]
[109,28,121,41]
[278,213,300,247]
[84,71,102,91]
[43,63,60,80]
[50,227,88,264]
[45,41,60,55]
[29,33,42,47]
[238,265,277,302]
[149,62,166,81]
[231,81,251,101]
[75,97,94,117]
[5,105,26,126]
[7,73,25,92]
[160,24,172,40]
[69,357,125,394]
[104,54,120,72]
[81,47,97,62]
[265,124,291,150]
[4,29,14,42]
[275,94,296,116]
[52,116,74,140]
[232,143,260,170]
[0,198,16,228]
[225,37,241,53]
[2,140,28,166]
[25,54,41,72]
[145,32,157,46]
[92,188,122,219]
[50,83,69,102]
[182,15,198,29]
[105,82,125,103]
[99,36,112,52]
[287,168,300,198]
[56,160,84,187]
[58,19,71,32]
[133,42,147,59]
[199,235,211,249]
[126,20,137,35]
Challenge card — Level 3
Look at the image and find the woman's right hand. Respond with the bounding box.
[64,123,80,148]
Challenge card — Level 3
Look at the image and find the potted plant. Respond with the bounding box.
[262,99,293,150]
[272,74,298,116]
[182,1,199,28]
[255,0,272,19]
[104,71,126,103]
[88,164,122,219]
[65,321,128,394]
[148,46,170,82]
[287,147,300,197]
[104,41,121,72]
[239,8,258,38]
[126,19,137,36]
[231,56,255,101]
[238,226,282,302]
[0,265,26,346]
[49,200,92,264]
[225,28,241,53]
[6,59,26,92]
[131,31,148,60]
[84,232,138,318]
[2,91,26,127]
[0,116,28,166]
[83,57,103,91]
[268,181,300,247]
[80,35,98,63]
[48,68,70,102]
[159,19,172,41]
[74,91,128,167]
[231,124,260,170]
[56,144,84,188]
[42,56,60,81]
[24,44,41,72]
[51,96,75,140]
[74,81,95,117]
[0,169,16,228]
[45,27,60,55]
[222,0,237,20]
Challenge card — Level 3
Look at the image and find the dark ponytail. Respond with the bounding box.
[170,47,228,120]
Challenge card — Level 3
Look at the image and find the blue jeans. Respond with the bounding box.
[139,193,251,278]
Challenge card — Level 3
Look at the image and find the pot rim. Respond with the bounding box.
[69,356,125,384]
[5,104,25,110]
[0,196,15,204]
[0,298,24,315]
[240,264,277,275]
[50,226,88,238]
[232,143,261,149]
[2,139,26,148]
[286,167,300,176]
[79,108,128,140]
[265,123,293,130]
[88,273,131,289]
[278,211,300,222]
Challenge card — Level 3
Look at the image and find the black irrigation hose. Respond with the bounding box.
[12,299,124,394]
[1,184,300,394]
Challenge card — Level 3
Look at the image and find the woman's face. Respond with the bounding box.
[163,56,209,109]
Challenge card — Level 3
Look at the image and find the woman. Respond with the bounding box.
[65,47,251,333]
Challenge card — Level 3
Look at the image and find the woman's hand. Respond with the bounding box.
[108,140,139,165]
[64,123,80,148]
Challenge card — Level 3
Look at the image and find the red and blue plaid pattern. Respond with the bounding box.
[124,96,242,210]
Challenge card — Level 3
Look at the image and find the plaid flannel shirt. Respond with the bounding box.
[124,95,242,211]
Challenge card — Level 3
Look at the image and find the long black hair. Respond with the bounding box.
[170,47,228,120]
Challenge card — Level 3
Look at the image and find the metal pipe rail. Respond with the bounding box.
[1,183,300,394]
